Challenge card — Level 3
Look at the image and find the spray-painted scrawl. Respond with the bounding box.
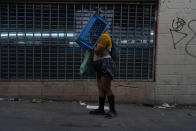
[169,17,188,49]
[170,17,196,58]
[185,20,196,58]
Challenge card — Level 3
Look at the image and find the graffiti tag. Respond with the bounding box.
[170,17,196,58]
[170,17,188,49]
[185,20,196,57]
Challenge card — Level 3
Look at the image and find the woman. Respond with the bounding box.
[89,30,117,118]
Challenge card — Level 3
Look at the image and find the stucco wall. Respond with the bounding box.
[155,0,196,104]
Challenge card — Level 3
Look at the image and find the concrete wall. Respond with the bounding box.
[0,81,154,104]
[155,0,196,104]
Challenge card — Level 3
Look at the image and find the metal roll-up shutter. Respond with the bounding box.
[0,1,157,81]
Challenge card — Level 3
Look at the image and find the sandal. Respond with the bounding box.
[105,111,117,118]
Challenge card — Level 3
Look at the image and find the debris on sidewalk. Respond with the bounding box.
[78,100,109,110]
[31,99,44,103]
[155,103,176,109]
[0,98,8,101]
[79,101,86,106]
[86,105,109,110]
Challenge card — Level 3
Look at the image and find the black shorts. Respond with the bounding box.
[93,58,115,80]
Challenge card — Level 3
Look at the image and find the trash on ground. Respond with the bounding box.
[79,101,86,106]
[86,105,109,110]
[156,103,176,109]
[31,99,44,103]
[0,98,8,101]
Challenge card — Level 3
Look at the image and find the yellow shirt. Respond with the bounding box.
[93,31,112,61]
[97,31,112,51]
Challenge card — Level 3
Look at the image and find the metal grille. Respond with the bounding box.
[0,2,156,81]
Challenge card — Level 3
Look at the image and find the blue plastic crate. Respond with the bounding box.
[75,13,109,50]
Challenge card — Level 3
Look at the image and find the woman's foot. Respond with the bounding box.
[89,109,105,115]
[105,111,117,118]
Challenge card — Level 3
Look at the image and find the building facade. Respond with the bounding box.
[0,0,195,104]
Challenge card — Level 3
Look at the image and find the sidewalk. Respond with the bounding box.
[0,100,196,131]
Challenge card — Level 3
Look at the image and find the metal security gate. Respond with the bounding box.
[0,1,156,81]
